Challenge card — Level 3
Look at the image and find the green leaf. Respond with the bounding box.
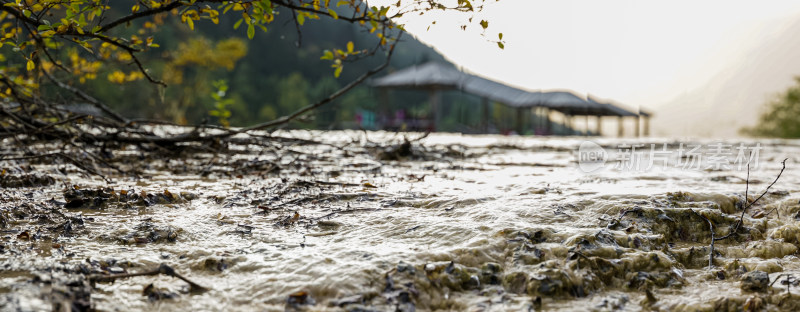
[247,23,255,39]
[23,9,31,18]
[498,33,503,40]
[497,42,504,49]
[480,20,488,29]
[297,13,305,25]
[320,50,333,60]
[37,25,52,31]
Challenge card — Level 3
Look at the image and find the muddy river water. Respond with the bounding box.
[2,131,800,311]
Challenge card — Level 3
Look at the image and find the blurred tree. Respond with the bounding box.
[742,77,800,138]
[0,0,503,130]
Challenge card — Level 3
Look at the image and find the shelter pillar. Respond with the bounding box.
[543,108,551,135]
[617,116,624,137]
[584,115,589,136]
[565,114,573,135]
[429,89,441,132]
[595,116,602,136]
[635,115,640,137]
[378,88,389,129]
[481,97,489,133]
[515,107,524,134]
[643,116,650,137]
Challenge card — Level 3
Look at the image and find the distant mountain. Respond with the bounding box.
[650,19,800,138]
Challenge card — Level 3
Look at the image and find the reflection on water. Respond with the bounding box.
[1,131,799,311]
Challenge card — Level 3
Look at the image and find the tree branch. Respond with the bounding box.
[234,31,403,134]
[98,1,184,33]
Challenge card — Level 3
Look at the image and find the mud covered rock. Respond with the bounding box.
[608,206,755,243]
[192,257,236,272]
[143,283,179,302]
[741,270,770,292]
[503,271,529,294]
[0,173,55,188]
[727,240,799,259]
[424,261,482,291]
[666,192,741,214]
[770,223,800,246]
[63,187,195,209]
[526,269,583,297]
[114,220,181,244]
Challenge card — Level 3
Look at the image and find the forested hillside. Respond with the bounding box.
[77,6,447,128]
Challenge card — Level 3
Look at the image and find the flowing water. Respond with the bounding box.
[2,131,800,311]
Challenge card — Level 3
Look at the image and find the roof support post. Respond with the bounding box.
[618,116,624,137]
[515,107,524,135]
[429,89,441,132]
[481,97,489,133]
[643,116,650,137]
[596,116,602,136]
[635,115,640,137]
[378,88,389,130]
[544,108,551,135]
[584,115,590,136]
[565,114,573,135]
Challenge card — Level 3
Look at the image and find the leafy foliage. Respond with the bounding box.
[742,77,800,138]
[209,79,233,128]
[1,0,501,109]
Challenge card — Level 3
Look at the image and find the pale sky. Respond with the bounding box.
[393,0,800,112]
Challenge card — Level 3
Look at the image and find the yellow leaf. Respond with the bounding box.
[346,41,353,53]
[107,70,126,84]
[334,65,342,78]
[187,18,194,30]
[328,8,338,19]
[26,60,34,71]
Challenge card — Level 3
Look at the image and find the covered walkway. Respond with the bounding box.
[371,62,650,136]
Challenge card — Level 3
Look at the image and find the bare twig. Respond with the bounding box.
[715,158,787,242]
[232,32,403,134]
[40,68,128,123]
[90,263,208,292]
[691,209,715,268]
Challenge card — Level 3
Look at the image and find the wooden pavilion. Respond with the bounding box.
[371,62,651,136]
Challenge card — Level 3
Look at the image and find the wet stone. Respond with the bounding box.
[503,271,529,294]
[142,283,178,302]
[116,221,181,245]
[0,174,55,188]
[740,270,770,292]
[63,187,195,209]
[397,261,415,275]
